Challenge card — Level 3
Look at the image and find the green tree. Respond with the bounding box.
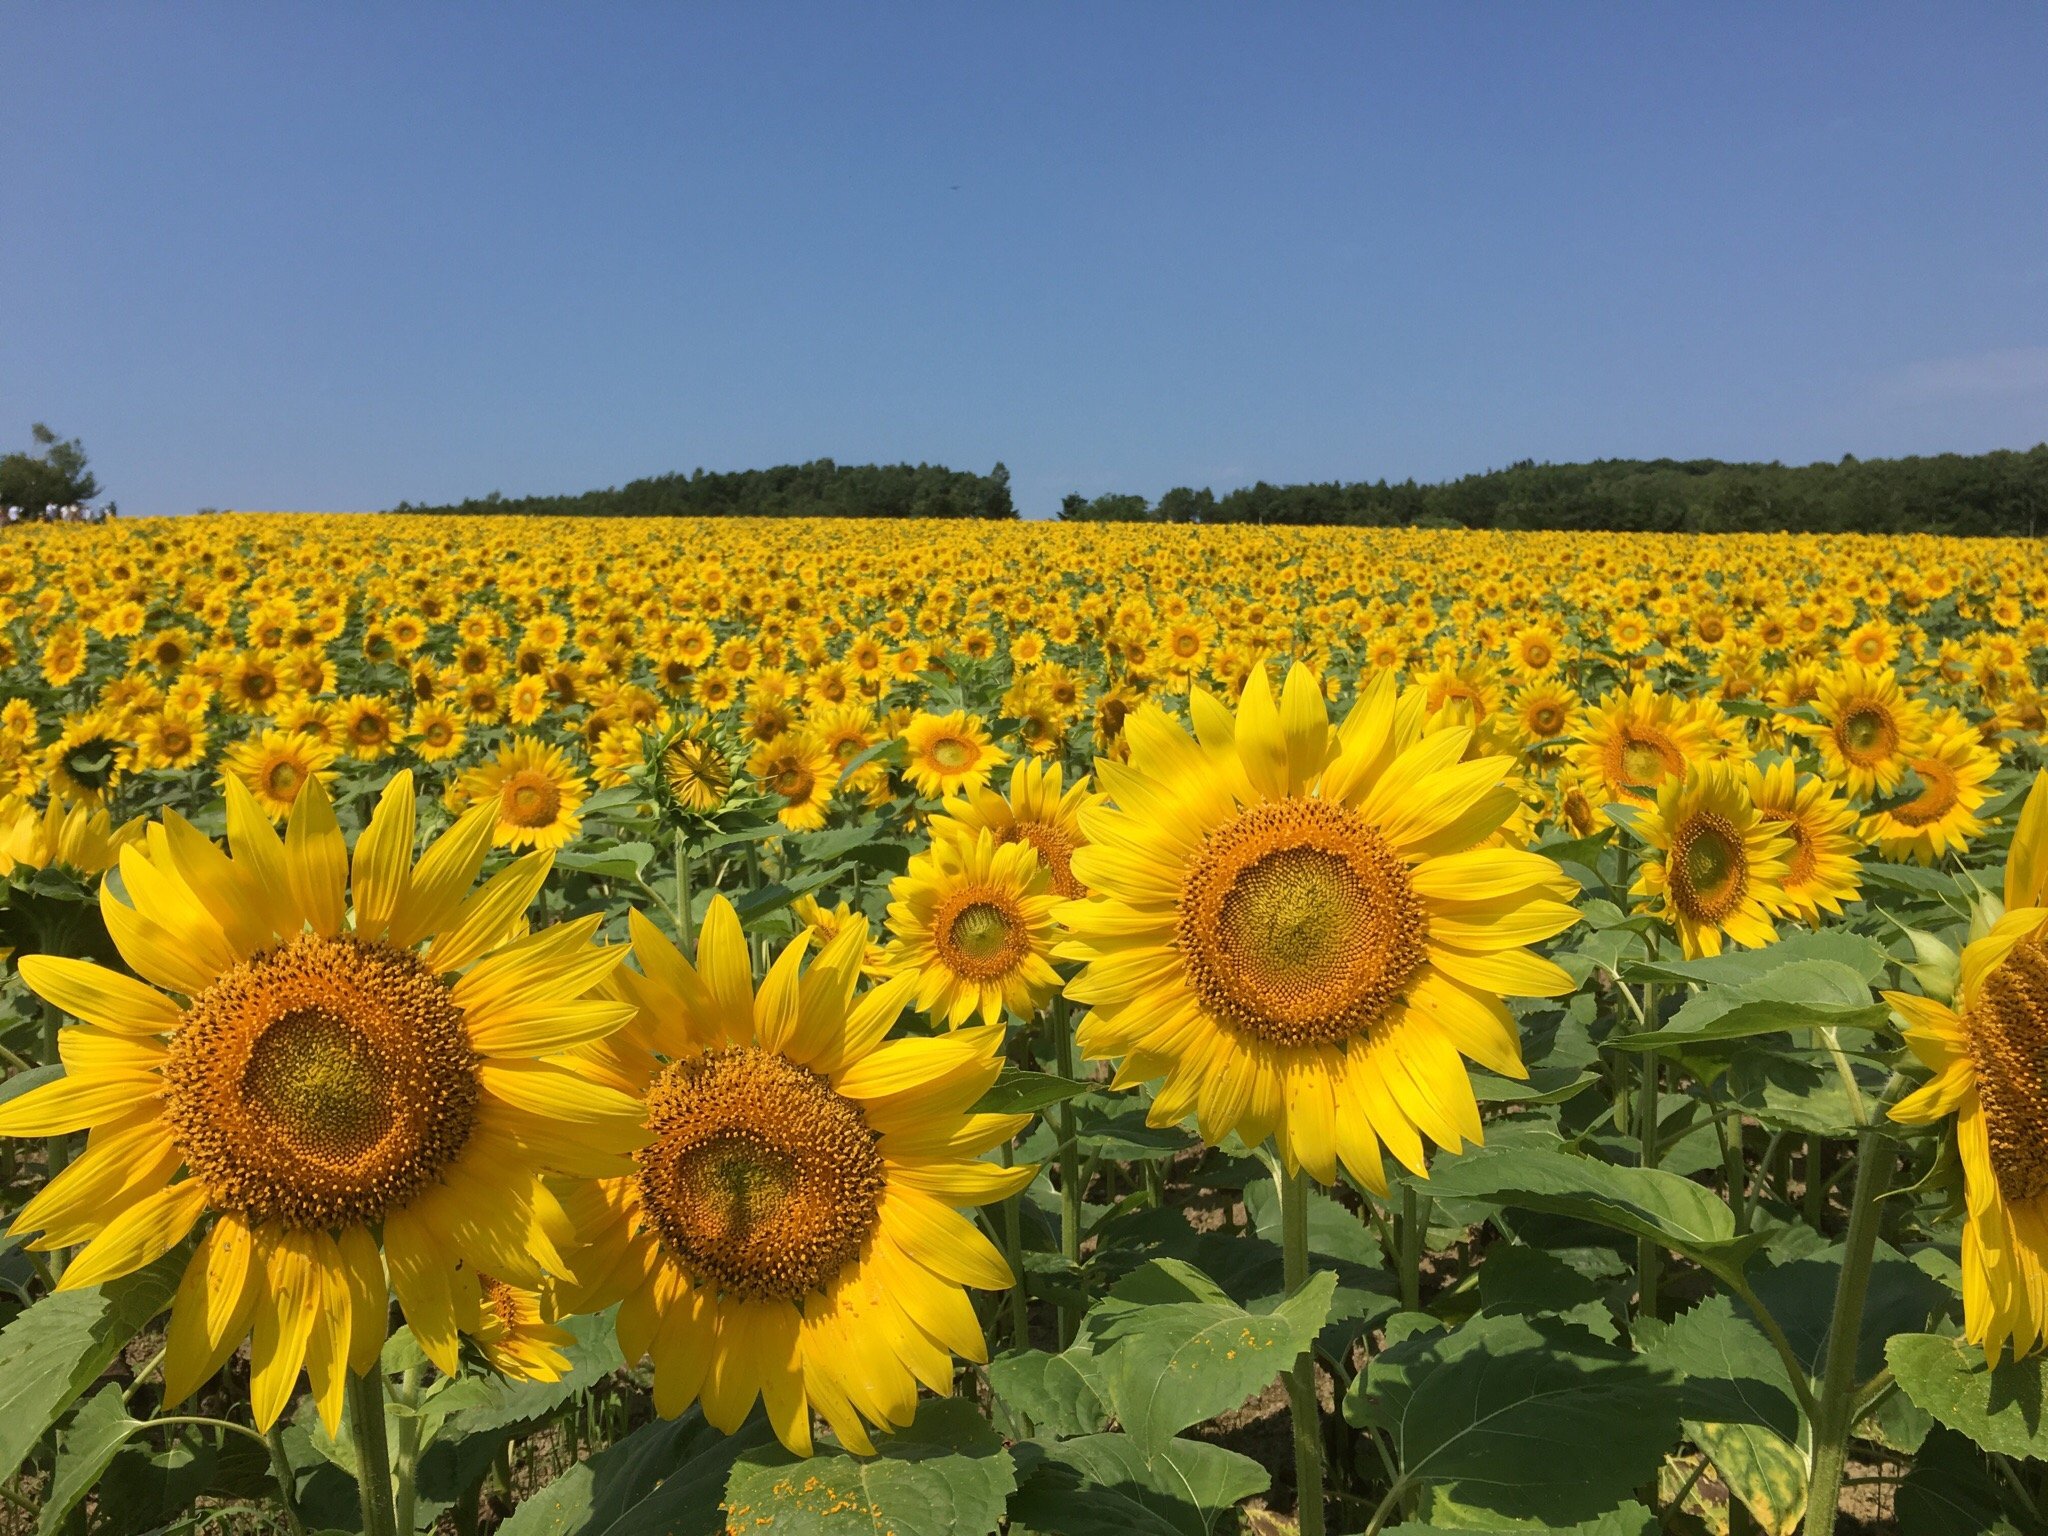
[0,424,100,510]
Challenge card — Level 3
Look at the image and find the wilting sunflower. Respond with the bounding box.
[1747,757,1863,925]
[221,728,339,820]
[887,829,1062,1027]
[1860,714,1999,865]
[1799,661,1932,801]
[1566,684,1726,824]
[1057,663,1579,1190]
[900,710,1007,800]
[456,736,588,851]
[1633,762,1792,959]
[0,772,643,1432]
[933,757,1102,900]
[749,734,836,832]
[557,900,1033,1455]
[1888,773,2048,1359]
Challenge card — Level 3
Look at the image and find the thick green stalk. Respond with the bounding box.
[1278,1162,1327,1536]
[264,1422,311,1536]
[1398,1185,1426,1312]
[345,1368,399,1536]
[1051,998,1085,1347]
[392,1365,422,1536]
[1636,1046,1661,1318]
[673,829,692,927]
[1802,1124,1895,1536]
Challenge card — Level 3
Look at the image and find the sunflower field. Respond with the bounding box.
[3,513,2048,1536]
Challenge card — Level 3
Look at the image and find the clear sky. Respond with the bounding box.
[4,4,2045,519]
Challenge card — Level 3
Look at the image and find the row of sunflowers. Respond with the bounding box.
[1,513,2046,1535]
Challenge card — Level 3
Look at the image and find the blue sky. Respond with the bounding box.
[3,4,2045,519]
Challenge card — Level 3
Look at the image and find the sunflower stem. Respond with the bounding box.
[1634,983,1661,1319]
[1277,1160,1327,1536]
[263,1422,311,1536]
[392,1365,422,1536]
[1802,1117,1897,1536]
[345,1368,400,1536]
[998,1140,1033,1349]
[673,829,693,927]
[1050,998,1085,1348]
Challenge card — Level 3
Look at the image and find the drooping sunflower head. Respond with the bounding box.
[900,709,1007,800]
[1633,761,1791,959]
[575,900,1032,1455]
[1060,662,1579,1190]
[455,735,588,850]
[887,827,1062,1028]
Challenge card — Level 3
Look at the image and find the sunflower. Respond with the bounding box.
[1889,773,2048,1359]
[1507,622,1565,679]
[0,796,142,879]
[136,711,211,772]
[792,894,891,977]
[340,696,404,761]
[749,734,836,832]
[221,729,339,820]
[1747,757,1863,924]
[471,1276,575,1382]
[408,701,468,763]
[456,736,587,851]
[1799,662,1932,801]
[1860,714,1999,865]
[1566,684,1725,824]
[806,704,886,795]
[1509,680,1577,762]
[556,900,1033,1455]
[0,772,643,1432]
[1633,762,1791,959]
[932,757,1101,901]
[652,720,737,816]
[1057,663,1580,1190]
[42,710,135,808]
[900,711,1007,800]
[887,829,1062,1028]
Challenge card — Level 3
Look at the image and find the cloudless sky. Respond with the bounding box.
[4,3,2046,519]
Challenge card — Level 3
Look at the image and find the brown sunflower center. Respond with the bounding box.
[929,736,975,771]
[933,887,1030,981]
[502,771,562,828]
[1890,759,1959,827]
[636,1047,884,1302]
[1838,706,1896,765]
[1965,933,2048,1203]
[1617,731,1681,791]
[1765,811,1819,891]
[165,934,479,1230]
[1178,799,1427,1049]
[1669,811,1747,923]
[1005,820,1085,899]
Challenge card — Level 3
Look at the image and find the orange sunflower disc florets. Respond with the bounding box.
[1176,798,1428,1049]
[164,933,480,1230]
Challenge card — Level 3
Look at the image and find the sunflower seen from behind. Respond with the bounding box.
[1057,662,1580,1191]
[1888,772,2048,1359]
[0,771,644,1432]
[557,898,1034,1455]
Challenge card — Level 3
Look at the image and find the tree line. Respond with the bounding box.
[394,459,1017,520]
[1059,447,2048,536]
